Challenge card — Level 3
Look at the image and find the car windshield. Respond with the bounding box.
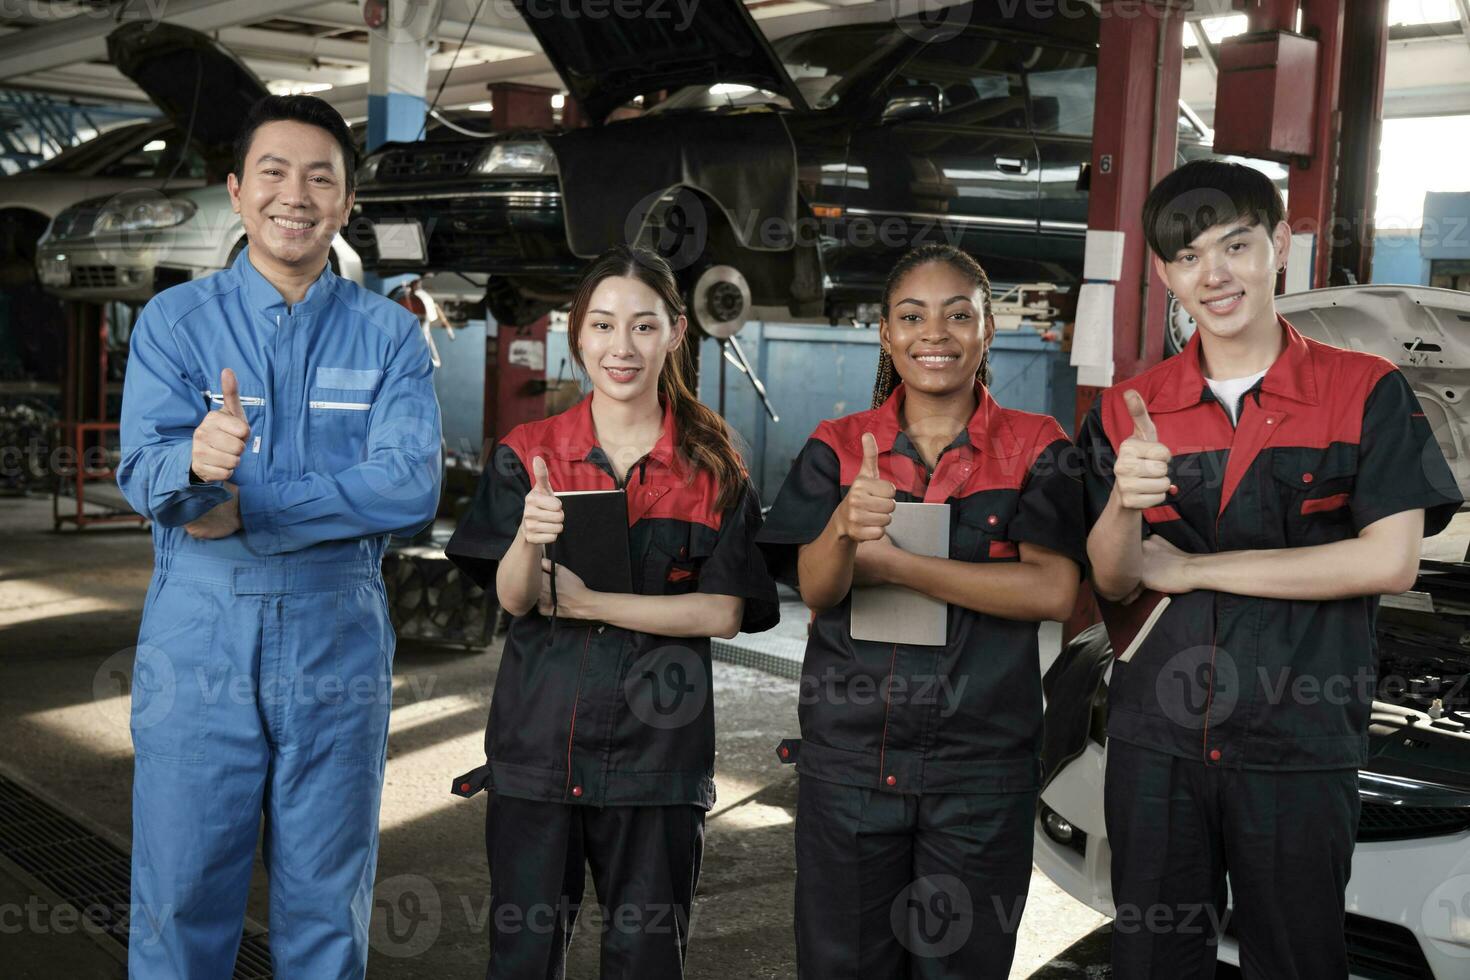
[646,24,906,114]
[33,122,162,173]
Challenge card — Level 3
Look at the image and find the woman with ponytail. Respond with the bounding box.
[757,244,1087,979]
[445,245,779,979]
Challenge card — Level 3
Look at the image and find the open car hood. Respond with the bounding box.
[508,0,807,123]
[1277,285,1470,503]
[107,22,269,182]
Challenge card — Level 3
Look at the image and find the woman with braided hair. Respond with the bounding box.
[757,243,1087,978]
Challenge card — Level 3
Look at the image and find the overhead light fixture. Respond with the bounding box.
[551,93,565,110]
[468,101,494,112]
[266,80,333,96]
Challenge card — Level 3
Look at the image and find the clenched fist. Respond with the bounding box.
[521,455,564,546]
[836,432,896,543]
[191,368,251,483]
[1112,389,1173,511]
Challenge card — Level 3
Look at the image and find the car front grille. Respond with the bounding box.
[1359,802,1470,842]
[1224,911,1433,979]
[379,146,479,180]
[70,265,118,289]
[1346,914,1435,980]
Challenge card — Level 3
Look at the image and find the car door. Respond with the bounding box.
[835,29,1041,295]
[1023,40,1096,279]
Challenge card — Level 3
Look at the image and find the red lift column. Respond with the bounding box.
[1064,0,1186,641]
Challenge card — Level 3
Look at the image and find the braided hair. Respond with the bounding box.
[871,244,994,410]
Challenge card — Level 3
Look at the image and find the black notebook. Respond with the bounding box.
[546,489,633,595]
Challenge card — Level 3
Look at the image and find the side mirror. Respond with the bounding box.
[881,84,941,123]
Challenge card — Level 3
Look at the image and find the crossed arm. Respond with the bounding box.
[1088,494,1423,603]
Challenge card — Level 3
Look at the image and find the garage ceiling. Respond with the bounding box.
[0,0,1466,123]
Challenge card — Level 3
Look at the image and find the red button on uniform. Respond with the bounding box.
[571,785,583,797]
[1167,484,1179,496]
[779,746,790,760]
[1209,749,1222,761]
[1302,473,1313,484]
[885,775,897,786]
[460,782,471,793]
[986,515,998,526]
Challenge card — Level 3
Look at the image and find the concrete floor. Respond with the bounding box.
[0,494,1133,978]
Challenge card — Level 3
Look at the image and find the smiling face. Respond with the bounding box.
[574,274,687,405]
[1154,217,1291,344]
[226,119,352,273]
[879,260,991,397]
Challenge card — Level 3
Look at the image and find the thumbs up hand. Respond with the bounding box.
[190,369,253,483]
[836,432,896,543]
[1113,390,1173,511]
[520,454,564,545]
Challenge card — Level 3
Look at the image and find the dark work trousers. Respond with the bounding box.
[794,775,1037,980]
[484,794,705,980]
[1104,738,1360,980]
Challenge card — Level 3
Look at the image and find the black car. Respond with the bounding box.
[350,1,1222,334]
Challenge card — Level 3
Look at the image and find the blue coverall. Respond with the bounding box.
[117,247,442,978]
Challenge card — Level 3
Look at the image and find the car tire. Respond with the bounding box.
[1164,293,1197,356]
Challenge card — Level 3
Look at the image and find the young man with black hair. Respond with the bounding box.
[117,95,442,978]
[1079,159,1461,978]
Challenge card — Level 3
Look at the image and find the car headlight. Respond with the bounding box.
[94,197,196,234]
[474,140,557,176]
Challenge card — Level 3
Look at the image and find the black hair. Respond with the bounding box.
[1142,159,1285,261]
[232,95,356,193]
[873,244,993,409]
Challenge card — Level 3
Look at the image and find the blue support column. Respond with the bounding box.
[364,0,442,293]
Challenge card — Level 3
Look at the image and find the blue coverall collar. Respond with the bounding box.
[232,245,338,316]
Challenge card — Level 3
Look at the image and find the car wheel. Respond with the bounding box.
[1164,293,1197,355]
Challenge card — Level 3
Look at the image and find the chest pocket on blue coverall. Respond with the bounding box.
[307,367,380,472]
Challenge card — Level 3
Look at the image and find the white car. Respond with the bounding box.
[35,181,363,302]
[31,22,364,302]
[1035,285,1470,979]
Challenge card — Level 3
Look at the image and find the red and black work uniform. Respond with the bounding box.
[1078,316,1461,980]
[444,392,779,980]
[756,379,1086,980]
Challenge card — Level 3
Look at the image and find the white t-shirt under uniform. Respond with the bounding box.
[1206,368,1267,426]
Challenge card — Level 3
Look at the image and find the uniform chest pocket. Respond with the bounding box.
[307,368,379,472]
[953,507,1016,562]
[642,522,716,595]
[1272,449,1357,544]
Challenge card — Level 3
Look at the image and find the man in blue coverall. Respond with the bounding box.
[116,95,442,978]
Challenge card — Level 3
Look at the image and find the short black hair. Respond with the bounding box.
[1142,159,1285,261]
[232,95,356,193]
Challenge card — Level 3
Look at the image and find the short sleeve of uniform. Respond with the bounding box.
[754,436,843,588]
[699,480,780,634]
[1351,369,1462,537]
[1076,401,1118,530]
[445,441,529,589]
[1007,422,1087,570]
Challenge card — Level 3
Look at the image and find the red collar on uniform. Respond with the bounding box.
[870,379,1022,458]
[1149,313,1319,414]
[547,391,682,469]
